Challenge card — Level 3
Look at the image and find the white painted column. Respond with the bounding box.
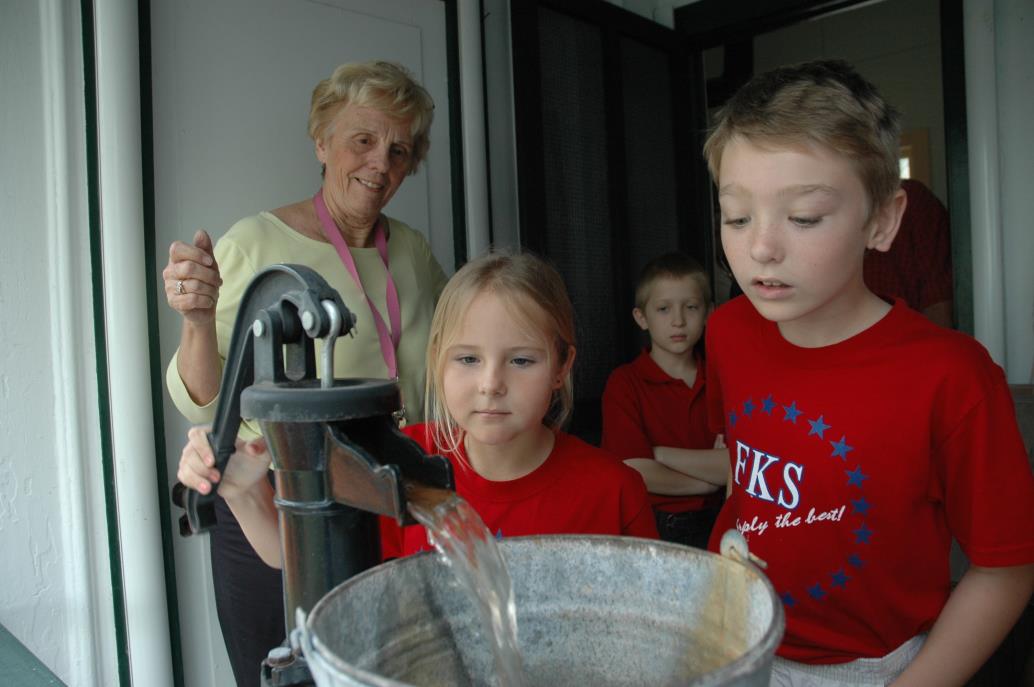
[459,0,492,258]
[963,0,1007,366]
[93,0,175,684]
[40,0,119,682]
[481,0,522,249]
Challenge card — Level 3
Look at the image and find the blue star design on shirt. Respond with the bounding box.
[846,465,868,487]
[783,401,802,423]
[495,529,504,540]
[853,523,873,544]
[808,415,831,438]
[729,392,878,608]
[830,435,854,460]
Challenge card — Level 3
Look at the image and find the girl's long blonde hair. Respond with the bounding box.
[424,251,576,454]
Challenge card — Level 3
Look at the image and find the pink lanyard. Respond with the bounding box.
[313,189,402,379]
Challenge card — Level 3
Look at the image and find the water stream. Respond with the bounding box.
[406,484,529,687]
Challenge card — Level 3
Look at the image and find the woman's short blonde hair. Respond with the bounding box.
[704,59,902,213]
[308,60,434,174]
[424,251,577,454]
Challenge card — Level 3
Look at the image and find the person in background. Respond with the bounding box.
[704,58,1034,686]
[601,252,726,548]
[863,177,954,328]
[176,251,657,568]
[161,61,447,686]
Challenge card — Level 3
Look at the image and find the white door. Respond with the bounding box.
[149,1,452,684]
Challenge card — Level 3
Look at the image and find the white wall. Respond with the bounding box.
[994,0,1034,382]
[483,0,522,249]
[0,1,118,684]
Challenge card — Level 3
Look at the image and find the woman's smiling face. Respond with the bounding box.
[316,102,414,228]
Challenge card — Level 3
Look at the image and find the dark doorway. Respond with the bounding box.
[510,0,711,442]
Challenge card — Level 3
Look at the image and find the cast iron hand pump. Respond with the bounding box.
[170,264,453,679]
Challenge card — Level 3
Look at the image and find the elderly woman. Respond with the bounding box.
[162,61,447,686]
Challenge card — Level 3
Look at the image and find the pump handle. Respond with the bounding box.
[172,264,352,536]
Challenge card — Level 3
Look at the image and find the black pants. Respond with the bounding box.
[653,498,724,550]
[210,489,285,687]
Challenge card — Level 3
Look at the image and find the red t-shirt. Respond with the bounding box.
[601,350,720,512]
[381,424,658,558]
[864,179,953,312]
[705,296,1034,664]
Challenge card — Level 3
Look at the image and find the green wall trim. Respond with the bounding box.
[0,624,66,686]
[137,0,185,684]
[80,0,132,683]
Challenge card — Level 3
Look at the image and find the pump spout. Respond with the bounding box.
[324,420,452,524]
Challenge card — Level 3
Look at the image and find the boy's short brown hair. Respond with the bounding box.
[703,59,902,212]
[635,252,711,311]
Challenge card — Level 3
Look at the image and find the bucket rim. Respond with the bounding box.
[301,534,785,686]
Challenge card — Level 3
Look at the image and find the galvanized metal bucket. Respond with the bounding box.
[293,535,784,687]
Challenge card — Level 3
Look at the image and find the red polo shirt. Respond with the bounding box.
[601,350,720,513]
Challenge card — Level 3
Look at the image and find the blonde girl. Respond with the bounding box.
[383,251,657,556]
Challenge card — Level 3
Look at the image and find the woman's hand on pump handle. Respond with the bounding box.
[163,229,222,323]
[177,426,271,501]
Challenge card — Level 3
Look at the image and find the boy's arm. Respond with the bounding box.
[222,479,282,568]
[600,370,655,459]
[623,458,720,495]
[653,445,727,485]
[178,426,283,568]
[890,563,1034,687]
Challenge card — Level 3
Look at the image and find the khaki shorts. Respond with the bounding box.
[770,635,926,687]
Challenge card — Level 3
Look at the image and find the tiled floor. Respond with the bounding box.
[0,624,64,686]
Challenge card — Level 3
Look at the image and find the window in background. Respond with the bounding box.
[899,128,931,187]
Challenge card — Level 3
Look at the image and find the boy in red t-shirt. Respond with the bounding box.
[601,252,727,548]
[703,59,1034,685]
